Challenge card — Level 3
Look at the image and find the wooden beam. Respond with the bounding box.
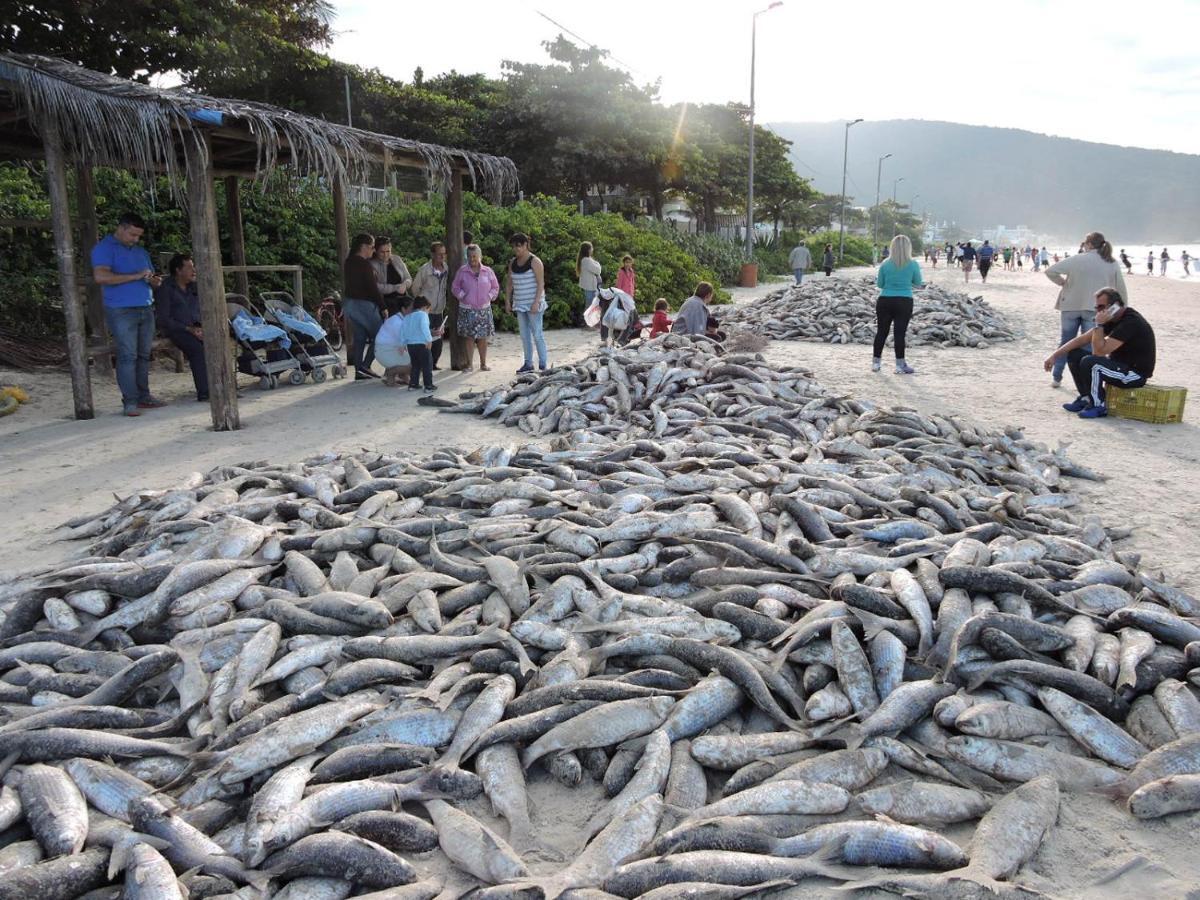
[187,137,240,431]
[332,171,352,365]
[42,119,94,419]
[223,176,251,297]
[75,165,111,376]
[444,170,468,370]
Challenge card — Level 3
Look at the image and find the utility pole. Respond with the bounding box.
[746,2,783,259]
[838,118,863,262]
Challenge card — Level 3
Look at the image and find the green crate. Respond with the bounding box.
[1107,384,1187,423]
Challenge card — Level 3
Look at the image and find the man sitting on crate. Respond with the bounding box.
[1044,287,1156,419]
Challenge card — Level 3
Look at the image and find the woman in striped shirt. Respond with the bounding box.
[505,232,549,373]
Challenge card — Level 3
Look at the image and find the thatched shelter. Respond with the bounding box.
[0,52,519,430]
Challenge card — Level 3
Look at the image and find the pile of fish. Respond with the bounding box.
[717,278,1018,348]
[0,340,1198,899]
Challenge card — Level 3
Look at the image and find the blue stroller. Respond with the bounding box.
[226,295,304,390]
[257,292,346,383]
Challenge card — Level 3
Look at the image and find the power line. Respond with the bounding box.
[535,10,644,76]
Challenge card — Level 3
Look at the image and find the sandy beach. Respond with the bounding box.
[1,267,1198,897]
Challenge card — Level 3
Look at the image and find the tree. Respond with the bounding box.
[0,1,334,81]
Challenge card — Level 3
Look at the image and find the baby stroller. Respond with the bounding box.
[257,291,347,383]
[226,294,304,390]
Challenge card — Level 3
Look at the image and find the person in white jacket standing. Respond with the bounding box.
[1044,231,1128,388]
[788,241,813,285]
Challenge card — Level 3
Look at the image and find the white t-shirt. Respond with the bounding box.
[376,312,406,347]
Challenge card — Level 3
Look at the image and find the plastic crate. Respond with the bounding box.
[1107,384,1187,423]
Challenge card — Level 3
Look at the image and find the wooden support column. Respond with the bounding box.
[42,121,94,420]
[223,176,250,298]
[75,164,111,376]
[187,136,240,431]
[332,172,352,364]
[444,170,468,370]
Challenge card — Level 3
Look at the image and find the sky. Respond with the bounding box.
[329,0,1200,155]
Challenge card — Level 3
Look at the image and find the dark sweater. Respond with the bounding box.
[344,254,384,306]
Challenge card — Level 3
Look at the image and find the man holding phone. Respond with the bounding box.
[91,212,167,416]
[1044,287,1156,419]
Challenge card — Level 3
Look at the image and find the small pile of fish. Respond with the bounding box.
[717,278,1018,348]
[0,341,1197,899]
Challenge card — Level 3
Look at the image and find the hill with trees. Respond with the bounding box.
[768,119,1200,242]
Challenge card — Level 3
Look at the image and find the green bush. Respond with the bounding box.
[801,230,875,268]
[642,220,745,287]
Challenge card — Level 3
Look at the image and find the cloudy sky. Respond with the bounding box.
[329,0,1200,155]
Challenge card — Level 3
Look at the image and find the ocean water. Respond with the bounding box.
[1041,244,1200,281]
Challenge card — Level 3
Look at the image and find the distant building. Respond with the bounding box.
[982,224,1037,246]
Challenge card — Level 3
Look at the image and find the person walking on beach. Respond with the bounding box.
[506,233,548,373]
[342,232,385,380]
[1120,249,1132,274]
[961,241,977,282]
[872,234,923,375]
[1043,231,1127,389]
[1047,287,1155,419]
[91,212,167,416]
[977,240,995,282]
[822,244,834,276]
[1160,248,1171,276]
[451,243,499,372]
[1147,250,1154,275]
[789,240,813,284]
[1182,250,1191,276]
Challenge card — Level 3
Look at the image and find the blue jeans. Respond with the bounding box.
[104,305,155,408]
[1052,310,1095,381]
[341,297,383,372]
[517,308,547,367]
[793,269,804,285]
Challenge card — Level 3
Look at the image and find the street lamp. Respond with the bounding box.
[892,177,905,203]
[872,153,892,262]
[838,117,863,262]
[746,1,784,259]
[909,193,920,209]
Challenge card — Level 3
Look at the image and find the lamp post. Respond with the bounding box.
[746,1,783,259]
[872,152,892,263]
[837,118,863,262]
[892,176,905,204]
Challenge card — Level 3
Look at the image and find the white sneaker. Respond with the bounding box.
[895,361,915,375]
[871,358,881,373]
[1051,378,1062,388]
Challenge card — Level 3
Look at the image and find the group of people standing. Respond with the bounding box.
[342,231,555,390]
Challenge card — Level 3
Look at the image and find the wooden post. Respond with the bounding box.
[42,121,94,420]
[75,164,111,376]
[332,171,351,364]
[187,136,240,431]
[223,176,250,298]
[444,170,468,370]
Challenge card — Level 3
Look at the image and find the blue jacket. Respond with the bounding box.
[400,309,432,344]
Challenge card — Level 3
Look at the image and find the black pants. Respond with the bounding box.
[824,266,833,276]
[428,313,445,367]
[873,296,914,359]
[1067,348,1146,406]
[979,260,992,279]
[598,296,613,342]
[166,327,209,399]
[408,343,433,388]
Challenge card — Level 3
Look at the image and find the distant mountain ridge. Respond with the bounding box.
[766,120,1200,243]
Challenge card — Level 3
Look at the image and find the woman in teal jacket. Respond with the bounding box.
[873,234,924,374]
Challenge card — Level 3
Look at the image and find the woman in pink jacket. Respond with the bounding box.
[452,244,500,371]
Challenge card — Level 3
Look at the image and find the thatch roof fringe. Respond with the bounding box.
[0,54,518,202]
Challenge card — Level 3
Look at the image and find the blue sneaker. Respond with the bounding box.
[516,363,534,374]
[1062,397,1090,413]
[1078,404,1108,419]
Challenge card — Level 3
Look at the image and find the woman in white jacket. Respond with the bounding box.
[1044,231,1127,388]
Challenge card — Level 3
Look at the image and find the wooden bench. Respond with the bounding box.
[88,336,186,376]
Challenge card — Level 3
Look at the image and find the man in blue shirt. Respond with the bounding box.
[91,213,167,416]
